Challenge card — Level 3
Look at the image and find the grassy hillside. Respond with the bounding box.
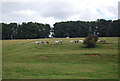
[2,37,118,79]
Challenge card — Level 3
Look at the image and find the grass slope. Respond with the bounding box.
[2,37,118,79]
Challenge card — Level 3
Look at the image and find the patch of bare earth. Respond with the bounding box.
[37,56,48,59]
[49,44,62,46]
[84,54,100,56]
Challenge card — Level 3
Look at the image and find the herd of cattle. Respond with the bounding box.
[35,39,107,44]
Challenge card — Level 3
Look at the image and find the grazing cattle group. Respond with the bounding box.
[35,39,107,45]
[35,40,84,45]
[70,40,83,43]
[35,41,49,44]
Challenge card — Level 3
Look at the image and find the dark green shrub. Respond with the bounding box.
[83,34,98,48]
[94,35,98,42]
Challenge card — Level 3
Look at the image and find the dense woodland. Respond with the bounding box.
[1,22,51,39]
[1,19,120,40]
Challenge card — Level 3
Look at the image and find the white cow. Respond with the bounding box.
[35,41,39,44]
[35,41,44,44]
[79,40,83,43]
[55,40,62,44]
[70,40,74,43]
[97,40,107,44]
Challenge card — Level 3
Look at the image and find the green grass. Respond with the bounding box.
[2,37,119,79]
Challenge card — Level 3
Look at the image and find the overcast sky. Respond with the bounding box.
[0,0,119,26]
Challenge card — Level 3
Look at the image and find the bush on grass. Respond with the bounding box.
[83,34,98,48]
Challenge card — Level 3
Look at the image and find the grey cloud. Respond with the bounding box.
[2,2,77,20]
[39,2,77,19]
[2,2,43,13]
[1,1,118,25]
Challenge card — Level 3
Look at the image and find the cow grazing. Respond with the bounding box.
[35,41,39,44]
[55,40,62,44]
[44,41,49,44]
[74,40,79,43]
[35,41,44,44]
[79,40,83,43]
[97,40,107,44]
[70,40,83,43]
[70,40,74,43]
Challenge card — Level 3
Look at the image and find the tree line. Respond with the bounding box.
[1,22,50,39]
[1,19,120,40]
[53,19,119,38]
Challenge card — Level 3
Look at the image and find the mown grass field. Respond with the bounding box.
[2,37,119,79]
